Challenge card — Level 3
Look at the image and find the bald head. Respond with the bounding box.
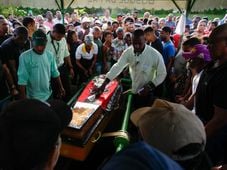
[132,29,145,54]
[13,26,28,46]
[0,17,9,35]
[133,28,144,39]
[13,26,28,37]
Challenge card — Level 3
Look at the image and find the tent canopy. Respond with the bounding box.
[0,0,226,11]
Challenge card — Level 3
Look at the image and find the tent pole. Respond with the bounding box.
[54,0,75,25]
[54,0,65,24]
[60,0,65,25]
[170,0,183,14]
[66,0,75,10]
[55,0,61,10]
[186,0,197,17]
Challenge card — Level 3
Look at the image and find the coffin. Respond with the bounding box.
[60,76,121,161]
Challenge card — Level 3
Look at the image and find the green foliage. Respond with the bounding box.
[153,9,173,15]
[14,8,27,16]
[191,8,226,15]
[76,8,89,16]
[0,6,27,17]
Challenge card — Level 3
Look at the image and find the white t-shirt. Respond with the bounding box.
[76,43,98,60]
[191,70,203,113]
[192,70,203,96]
[53,18,68,25]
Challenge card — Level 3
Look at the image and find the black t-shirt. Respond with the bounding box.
[0,37,25,68]
[69,41,82,66]
[0,46,3,79]
[151,38,163,56]
[0,34,11,45]
[73,21,81,27]
[196,61,227,124]
[0,34,12,66]
[0,59,9,99]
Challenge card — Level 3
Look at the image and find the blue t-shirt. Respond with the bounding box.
[165,21,176,29]
[18,49,60,101]
[163,41,175,66]
[101,141,183,170]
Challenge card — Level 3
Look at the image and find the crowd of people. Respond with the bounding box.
[0,8,227,170]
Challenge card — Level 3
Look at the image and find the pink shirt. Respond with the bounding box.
[43,20,54,31]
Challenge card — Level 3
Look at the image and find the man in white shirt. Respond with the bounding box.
[76,34,98,83]
[53,11,68,25]
[77,17,92,41]
[95,29,167,108]
[45,24,74,101]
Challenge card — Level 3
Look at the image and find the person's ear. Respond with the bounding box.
[27,23,32,30]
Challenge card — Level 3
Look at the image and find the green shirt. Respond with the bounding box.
[94,38,103,62]
[18,49,60,101]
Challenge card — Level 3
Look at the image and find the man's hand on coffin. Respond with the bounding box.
[92,78,110,97]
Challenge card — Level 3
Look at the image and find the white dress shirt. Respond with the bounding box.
[106,44,167,93]
[45,33,70,67]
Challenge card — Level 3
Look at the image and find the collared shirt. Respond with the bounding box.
[106,44,167,93]
[76,43,98,60]
[45,33,70,67]
[112,38,126,61]
[18,49,60,101]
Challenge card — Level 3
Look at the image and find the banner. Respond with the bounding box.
[72,0,186,10]
[0,0,186,10]
[0,0,226,10]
